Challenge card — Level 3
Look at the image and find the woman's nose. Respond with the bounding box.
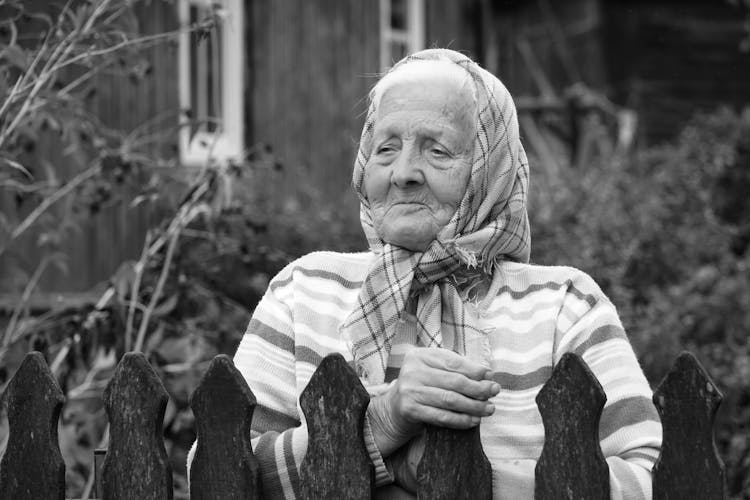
[390,148,424,188]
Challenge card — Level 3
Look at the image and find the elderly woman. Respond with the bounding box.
[221,49,661,499]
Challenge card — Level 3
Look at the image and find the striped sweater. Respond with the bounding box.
[230,251,662,499]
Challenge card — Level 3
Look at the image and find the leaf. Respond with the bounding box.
[25,11,53,30]
[129,193,159,208]
[0,44,27,70]
[41,159,59,187]
[73,4,90,31]
[46,250,68,269]
[0,155,32,178]
[111,260,137,302]
[151,293,178,318]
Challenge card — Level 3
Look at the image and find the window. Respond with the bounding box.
[379,0,425,71]
[178,0,244,166]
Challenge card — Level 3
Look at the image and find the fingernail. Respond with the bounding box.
[491,382,501,393]
[471,416,481,425]
[485,403,495,414]
[484,370,495,380]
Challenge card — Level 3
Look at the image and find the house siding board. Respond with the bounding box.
[604,0,750,143]
[248,0,377,219]
[84,0,178,291]
[425,0,483,61]
[491,0,605,95]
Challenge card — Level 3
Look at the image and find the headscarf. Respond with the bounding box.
[341,49,530,385]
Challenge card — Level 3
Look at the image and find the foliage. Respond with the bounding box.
[529,107,750,498]
[0,0,246,497]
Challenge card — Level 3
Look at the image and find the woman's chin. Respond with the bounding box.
[380,223,437,252]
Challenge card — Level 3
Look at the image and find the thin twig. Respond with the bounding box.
[47,28,184,77]
[58,66,98,96]
[2,256,52,347]
[133,228,180,353]
[80,423,110,500]
[1,163,100,254]
[125,231,152,352]
[49,338,73,376]
[0,179,54,192]
[0,14,78,146]
[0,3,183,148]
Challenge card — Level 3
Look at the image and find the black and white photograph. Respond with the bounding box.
[0,0,749,498]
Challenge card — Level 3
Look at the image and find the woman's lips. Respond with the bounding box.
[390,200,428,206]
[388,201,429,211]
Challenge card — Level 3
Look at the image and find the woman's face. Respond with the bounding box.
[364,75,476,251]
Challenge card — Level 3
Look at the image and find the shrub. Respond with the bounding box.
[530,107,750,498]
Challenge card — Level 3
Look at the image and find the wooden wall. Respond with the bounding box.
[603,0,750,143]
[246,0,380,219]
[486,0,608,97]
[424,0,484,60]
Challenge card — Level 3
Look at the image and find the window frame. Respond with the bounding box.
[178,0,244,167]
[379,0,426,72]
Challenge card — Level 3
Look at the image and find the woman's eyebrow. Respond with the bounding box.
[376,120,459,140]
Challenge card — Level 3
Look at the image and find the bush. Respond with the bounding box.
[529,107,750,498]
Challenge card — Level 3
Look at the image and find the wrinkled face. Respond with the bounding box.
[364,75,476,251]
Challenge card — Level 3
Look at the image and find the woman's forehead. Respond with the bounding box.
[379,76,472,110]
[374,75,477,135]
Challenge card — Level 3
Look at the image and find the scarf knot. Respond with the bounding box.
[413,240,463,286]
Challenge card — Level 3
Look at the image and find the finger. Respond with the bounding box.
[411,367,501,400]
[416,348,492,381]
[409,404,483,430]
[413,386,495,417]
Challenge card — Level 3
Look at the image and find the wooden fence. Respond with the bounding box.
[0,350,726,499]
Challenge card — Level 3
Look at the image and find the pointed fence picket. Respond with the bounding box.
[189,354,260,499]
[101,352,173,500]
[535,353,610,500]
[0,349,728,499]
[0,352,65,500]
[298,353,374,499]
[652,352,725,500]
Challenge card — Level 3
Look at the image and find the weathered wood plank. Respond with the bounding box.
[101,352,173,500]
[653,352,725,500]
[416,425,493,500]
[535,352,609,500]
[299,353,374,499]
[189,354,261,499]
[0,351,66,500]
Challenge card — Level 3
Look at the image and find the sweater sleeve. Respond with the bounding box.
[189,260,392,499]
[203,262,306,500]
[553,272,662,500]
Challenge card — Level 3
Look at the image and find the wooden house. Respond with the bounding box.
[1,0,748,301]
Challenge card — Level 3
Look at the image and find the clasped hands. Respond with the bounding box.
[367,347,500,492]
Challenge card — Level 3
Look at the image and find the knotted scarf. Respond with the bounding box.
[341,49,530,385]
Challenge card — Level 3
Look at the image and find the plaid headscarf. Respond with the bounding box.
[341,49,530,385]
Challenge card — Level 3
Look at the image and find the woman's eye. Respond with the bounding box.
[430,147,450,158]
[376,144,396,155]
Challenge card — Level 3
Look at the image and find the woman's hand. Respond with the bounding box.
[367,347,500,457]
